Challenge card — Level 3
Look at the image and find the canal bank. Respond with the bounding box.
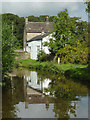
[15,59,89,82]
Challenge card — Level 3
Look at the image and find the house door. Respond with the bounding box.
[31,44,37,60]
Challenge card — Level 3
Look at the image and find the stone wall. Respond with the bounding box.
[15,50,30,59]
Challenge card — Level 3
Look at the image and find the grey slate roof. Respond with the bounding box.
[25,22,53,33]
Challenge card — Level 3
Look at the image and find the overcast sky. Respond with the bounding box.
[1,0,88,21]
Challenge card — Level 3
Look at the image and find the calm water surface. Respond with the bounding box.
[2,68,89,119]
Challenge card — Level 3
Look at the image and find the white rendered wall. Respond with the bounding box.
[26,34,54,60]
[28,71,41,90]
[26,40,41,60]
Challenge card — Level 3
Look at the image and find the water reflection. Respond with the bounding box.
[24,71,51,94]
[2,68,89,119]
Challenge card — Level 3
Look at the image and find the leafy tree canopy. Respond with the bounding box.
[2,13,25,48]
[43,9,88,64]
[27,15,56,22]
[2,22,19,78]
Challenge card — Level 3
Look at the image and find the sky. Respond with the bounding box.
[0,0,88,21]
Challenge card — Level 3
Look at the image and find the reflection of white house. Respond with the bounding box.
[23,17,53,60]
[24,71,51,94]
[28,71,41,90]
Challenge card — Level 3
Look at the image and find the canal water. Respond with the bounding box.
[2,68,89,119]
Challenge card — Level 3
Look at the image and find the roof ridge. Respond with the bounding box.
[28,22,53,23]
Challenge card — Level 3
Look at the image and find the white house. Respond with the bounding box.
[23,16,53,60]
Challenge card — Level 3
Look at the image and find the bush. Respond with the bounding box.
[37,50,54,62]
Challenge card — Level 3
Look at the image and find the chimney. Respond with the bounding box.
[41,28,44,35]
[46,16,49,22]
[25,17,28,24]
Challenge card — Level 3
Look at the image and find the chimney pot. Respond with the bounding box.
[25,17,28,24]
[41,28,44,35]
[46,16,49,22]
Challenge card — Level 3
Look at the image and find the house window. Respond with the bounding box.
[37,45,40,53]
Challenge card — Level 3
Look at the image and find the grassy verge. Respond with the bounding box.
[15,59,89,81]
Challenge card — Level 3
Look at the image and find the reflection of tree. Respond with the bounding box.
[45,76,88,118]
[2,76,24,118]
[37,69,58,83]
[2,86,17,118]
[2,68,89,119]
[52,97,77,118]
[12,77,24,103]
[47,89,77,118]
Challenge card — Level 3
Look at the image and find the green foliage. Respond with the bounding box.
[27,15,55,22]
[28,15,49,22]
[64,68,90,82]
[37,50,46,61]
[85,1,90,12]
[44,9,88,64]
[39,15,49,22]
[45,75,88,118]
[2,76,24,118]
[16,59,89,81]
[18,59,61,74]
[37,50,54,62]
[28,15,40,22]
[2,13,56,49]
[57,42,88,64]
[2,22,19,78]
[50,9,79,52]
[47,76,87,98]
[49,16,56,22]
[2,13,25,48]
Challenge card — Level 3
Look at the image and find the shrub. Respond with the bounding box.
[37,50,54,62]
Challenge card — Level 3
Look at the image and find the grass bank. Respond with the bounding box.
[16,59,89,81]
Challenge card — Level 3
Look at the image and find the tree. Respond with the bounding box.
[56,44,76,63]
[85,1,90,68]
[28,15,56,22]
[56,18,88,64]
[44,9,80,54]
[28,15,40,22]
[56,41,88,64]
[2,22,19,78]
[49,16,56,22]
[44,9,88,64]
[45,75,88,118]
[39,15,49,22]
[2,13,25,48]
